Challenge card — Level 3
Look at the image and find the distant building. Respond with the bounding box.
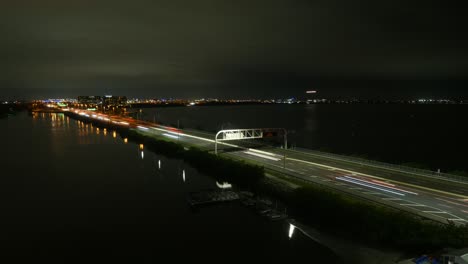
[102,95,127,107]
[77,96,102,105]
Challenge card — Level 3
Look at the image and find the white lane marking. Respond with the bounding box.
[448,218,467,222]
[243,151,282,161]
[350,187,363,190]
[382,198,402,201]
[438,204,453,209]
[364,192,380,195]
[423,211,447,214]
[400,204,426,207]
[436,197,468,209]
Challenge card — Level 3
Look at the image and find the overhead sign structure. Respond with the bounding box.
[215,128,287,154]
[222,130,263,141]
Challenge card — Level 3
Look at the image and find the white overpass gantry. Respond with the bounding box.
[215,128,287,155]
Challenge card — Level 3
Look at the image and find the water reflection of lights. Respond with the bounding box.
[182,169,186,182]
[158,160,161,170]
[289,224,295,239]
[124,138,128,144]
[141,151,144,160]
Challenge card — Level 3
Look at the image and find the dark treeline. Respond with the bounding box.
[0,103,27,118]
[65,112,468,254]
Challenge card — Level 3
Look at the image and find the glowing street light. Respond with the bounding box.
[288,223,295,239]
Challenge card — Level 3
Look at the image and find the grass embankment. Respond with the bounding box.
[67,112,468,253]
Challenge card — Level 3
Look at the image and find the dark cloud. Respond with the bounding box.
[1,0,467,99]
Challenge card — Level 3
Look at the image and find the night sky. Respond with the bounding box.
[1,0,467,99]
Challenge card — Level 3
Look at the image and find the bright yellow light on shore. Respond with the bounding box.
[124,138,128,143]
[139,144,144,150]
[113,131,117,138]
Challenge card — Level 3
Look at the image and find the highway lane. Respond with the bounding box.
[225,150,468,225]
[67,109,468,225]
[137,124,468,225]
[267,147,468,196]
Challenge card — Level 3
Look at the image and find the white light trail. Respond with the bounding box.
[163,133,179,139]
[244,151,281,161]
[343,176,418,195]
[247,148,278,157]
[336,177,406,196]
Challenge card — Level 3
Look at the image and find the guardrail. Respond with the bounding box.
[290,147,468,184]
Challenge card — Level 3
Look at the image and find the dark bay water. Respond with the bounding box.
[0,113,339,262]
[139,104,468,172]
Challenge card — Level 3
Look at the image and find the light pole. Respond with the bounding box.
[283,151,286,170]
